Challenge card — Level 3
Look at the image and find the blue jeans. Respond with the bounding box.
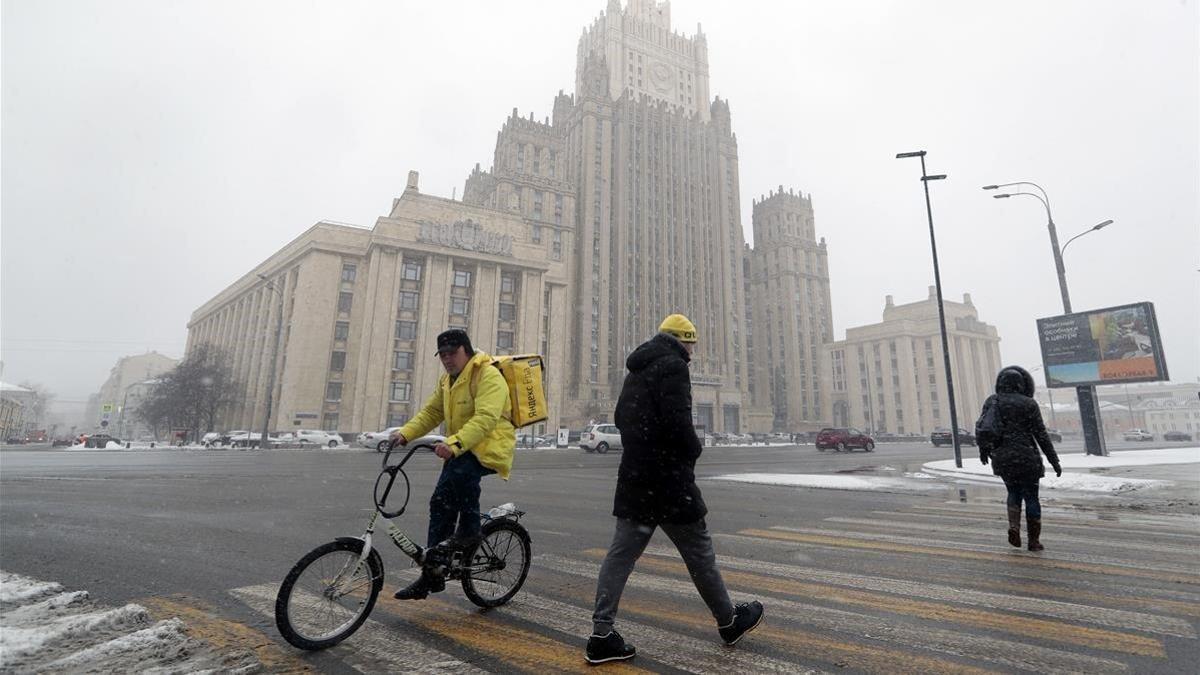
[1003,477,1041,519]
[427,451,495,547]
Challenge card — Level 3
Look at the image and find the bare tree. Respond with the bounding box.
[17,381,54,429]
[134,345,239,442]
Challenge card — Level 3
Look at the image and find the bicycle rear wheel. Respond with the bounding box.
[275,538,383,650]
[461,519,531,608]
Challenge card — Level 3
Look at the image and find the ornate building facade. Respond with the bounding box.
[187,0,831,435]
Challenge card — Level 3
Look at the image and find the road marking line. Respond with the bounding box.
[552,553,1135,671]
[912,505,1200,535]
[377,583,649,674]
[626,544,1194,638]
[232,584,485,674]
[140,595,311,673]
[746,528,1200,584]
[506,587,816,673]
[874,510,1200,542]
[770,525,1199,575]
[830,516,1200,556]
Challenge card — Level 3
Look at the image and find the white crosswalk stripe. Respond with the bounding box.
[231,583,487,674]
[769,525,1200,575]
[539,554,1132,673]
[640,544,1195,638]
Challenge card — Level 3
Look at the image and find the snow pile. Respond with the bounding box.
[706,473,936,491]
[0,569,260,673]
[921,450,1192,493]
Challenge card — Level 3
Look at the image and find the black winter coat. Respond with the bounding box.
[978,365,1060,482]
[611,333,707,524]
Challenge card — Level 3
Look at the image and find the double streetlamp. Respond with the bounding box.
[258,274,286,448]
[897,150,964,468]
[983,181,1114,455]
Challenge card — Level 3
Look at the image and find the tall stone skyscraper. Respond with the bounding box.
[466,0,751,432]
[746,188,833,431]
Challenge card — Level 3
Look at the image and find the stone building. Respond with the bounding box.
[186,0,831,435]
[186,174,570,436]
[824,288,1002,436]
[84,352,177,432]
[745,188,833,432]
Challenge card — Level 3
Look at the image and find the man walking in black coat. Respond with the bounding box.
[977,365,1062,551]
[584,314,763,665]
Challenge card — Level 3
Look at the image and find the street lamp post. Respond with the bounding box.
[258,274,286,449]
[897,150,963,468]
[984,181,1112,456]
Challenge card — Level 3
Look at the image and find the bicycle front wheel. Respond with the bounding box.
[275,538,383,650]
[461,519,531,608]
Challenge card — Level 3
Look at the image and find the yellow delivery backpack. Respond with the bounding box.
[472,354,549,428]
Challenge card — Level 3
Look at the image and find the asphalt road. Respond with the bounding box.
[2,442,1198,673]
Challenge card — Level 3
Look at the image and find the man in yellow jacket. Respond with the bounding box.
[390,328,516,600]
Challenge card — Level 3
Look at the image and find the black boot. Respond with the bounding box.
[1007,506,1022,548]
[719,601,765,646]
[393,570,446,600]
[1027,517,1044,552]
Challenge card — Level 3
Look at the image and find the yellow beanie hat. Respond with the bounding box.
[659,314,698,343]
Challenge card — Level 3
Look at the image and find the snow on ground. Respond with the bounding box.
[0,570,259,673]
[922,447,1200,493]
[706,473,937,491]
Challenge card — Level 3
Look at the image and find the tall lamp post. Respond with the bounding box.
[258,274,286,449]
[984,180,1113,456]
[897,150,963,467]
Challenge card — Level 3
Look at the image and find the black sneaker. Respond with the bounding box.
[719,601,764,646]
[392,571,446,600]
[585,630,636,665]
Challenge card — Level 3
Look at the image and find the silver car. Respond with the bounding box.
[580,423,622,454]
[357,426,446,453]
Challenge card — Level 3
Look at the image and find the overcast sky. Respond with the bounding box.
[3,0,1197,414]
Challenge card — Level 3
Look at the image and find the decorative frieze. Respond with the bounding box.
[417,219,513,257]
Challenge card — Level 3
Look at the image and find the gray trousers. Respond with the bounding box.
[591,517,734,633]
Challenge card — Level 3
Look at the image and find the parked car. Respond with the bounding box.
[84,434,120,448]
[1046,429,1063,443]
[1123,429,1154,442]
[930,428,976,447]
[816,428,875,452]
[356,427,444,452]
[51,437,73,447]
[202,431,232,448]
[293,429,343,448]
[580,423,622,453]
[1163,430,1193,442]
[227,430,263,448]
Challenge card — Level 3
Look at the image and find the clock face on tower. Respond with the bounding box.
[648,60,675,94]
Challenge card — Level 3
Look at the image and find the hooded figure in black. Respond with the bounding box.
[977,365,1061,551]
[584,315,763,666]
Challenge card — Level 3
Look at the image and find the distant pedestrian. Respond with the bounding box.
[585,314,763,665]
[976,365,1061,551]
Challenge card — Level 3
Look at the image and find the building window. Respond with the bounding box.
[334,321,350,340]
[497,330,514,349]
[516,144,524,173]
[330,351,346,371]
[337,292,353,313]
[501,272,517,294]
[326,382,343,401]
[552,230,562,258]
[341,263,357,283]
[390,382,411,402]
[532,224,542,243]
[499,302,516,321]
[402,260,423,281]
[393,350,413,371]
[399,291,419,311]
[387,413,407,428]
[395,320,417,340]
[322,413,339,431]
[453,269,472,288]
[450,297,470,316]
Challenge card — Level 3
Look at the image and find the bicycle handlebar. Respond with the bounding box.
[374,438,419,518]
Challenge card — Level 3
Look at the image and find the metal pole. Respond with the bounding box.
[864,357,875,432]
[260,277,286,449]
[898,150,961,467]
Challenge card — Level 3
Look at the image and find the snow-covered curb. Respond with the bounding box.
[921,447,1200,493]
[706,473,938,492]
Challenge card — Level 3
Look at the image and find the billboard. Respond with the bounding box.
[1036,302,1168,388]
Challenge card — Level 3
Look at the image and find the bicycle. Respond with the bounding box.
[273,439,532,650]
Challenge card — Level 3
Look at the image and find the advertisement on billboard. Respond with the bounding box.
[1036,302,1169,388]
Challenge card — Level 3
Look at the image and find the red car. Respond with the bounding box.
[816,427,875,452]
